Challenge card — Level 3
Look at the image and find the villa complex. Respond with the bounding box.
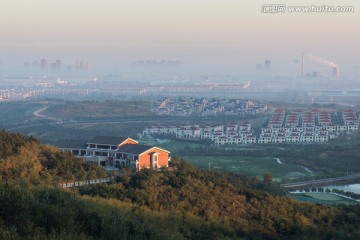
[143,108,359,145]
[151,97,268,117]
[259,109,359,144]
[57,136,170,170]
[143,122,257,145]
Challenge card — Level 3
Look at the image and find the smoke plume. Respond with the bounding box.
[308,54,337,68]
[308,53,339,78]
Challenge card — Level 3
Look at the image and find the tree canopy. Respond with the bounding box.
[1,131,360,239]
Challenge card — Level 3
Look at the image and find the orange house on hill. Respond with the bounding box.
[57,135,170,170]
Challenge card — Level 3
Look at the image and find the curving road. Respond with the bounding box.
[33,107,59,121]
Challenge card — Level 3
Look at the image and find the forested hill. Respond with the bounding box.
[0,130,106,185]
[1,131,360,239]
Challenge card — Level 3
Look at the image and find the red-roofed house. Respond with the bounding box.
[57,136,170,171]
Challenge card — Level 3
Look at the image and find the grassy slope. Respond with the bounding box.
[183,155,315,182]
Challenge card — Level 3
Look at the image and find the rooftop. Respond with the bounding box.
[88,136,136,145]
[117,144,153,154]
[55,139,87,149]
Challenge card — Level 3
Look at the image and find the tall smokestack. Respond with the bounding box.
[333,67,340,78]
[301,52,304,78]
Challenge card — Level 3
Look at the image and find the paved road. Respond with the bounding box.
[33,107,59,121]
[281,173,360,189]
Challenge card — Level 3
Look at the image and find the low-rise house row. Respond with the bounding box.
[142,109,359,145]
[57,136,170,171]
[151,97,268,117]
[143,122,257,145]
[258,109,359,144]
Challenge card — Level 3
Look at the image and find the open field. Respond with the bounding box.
[0,101,48,128]
[305,192,346,201]
[43,100,155,118]
[182,155,316,183]
[291,193,359,205]
[338,138,360,147]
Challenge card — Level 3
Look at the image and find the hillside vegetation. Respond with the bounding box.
[0,130,106,185]
[1,131,360,239]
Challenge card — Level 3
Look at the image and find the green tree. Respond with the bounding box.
[263,172,272,186]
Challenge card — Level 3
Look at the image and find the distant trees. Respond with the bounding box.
[332,189,360,200]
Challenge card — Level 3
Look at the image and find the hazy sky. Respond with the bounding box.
[1,0,359,70]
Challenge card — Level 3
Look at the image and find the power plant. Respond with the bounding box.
[308,53,340,79]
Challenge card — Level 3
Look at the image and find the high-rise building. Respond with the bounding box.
[50,59,62,70]
[40,59,47,70]
[76,61,89,70]
[264,60,271,70]
[55,59,61,70]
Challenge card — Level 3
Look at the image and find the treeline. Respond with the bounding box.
[332,189,360,200]
[1,182,221,240]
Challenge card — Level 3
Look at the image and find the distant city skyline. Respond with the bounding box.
[0,0,359,71]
